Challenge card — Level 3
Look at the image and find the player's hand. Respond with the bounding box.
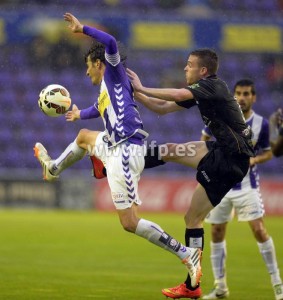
[64,12,83,33]
[65,104,81,122]
[249,157,257,166]
[126,68,143,92]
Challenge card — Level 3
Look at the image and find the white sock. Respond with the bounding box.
[50,140,86,175]
[210,241,228,290]
[258,237,282,285]
[135,218,189,260]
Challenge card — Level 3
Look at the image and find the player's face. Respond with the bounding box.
[86,56,103,85]
[234,86,256,113]
[184,55,205,85]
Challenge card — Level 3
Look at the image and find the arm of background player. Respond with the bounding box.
[271,135,283,157]
[64,13,117,55]
[250,149,273,166]
[127,68,194,102]
[250,118,273,165]
[134,92,183,115]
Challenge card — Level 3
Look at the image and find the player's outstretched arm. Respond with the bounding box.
[134,92,183,115]
[65,104,100,122]
[127,68,193,102]
[64,13,83,33]
[64,12,117,55]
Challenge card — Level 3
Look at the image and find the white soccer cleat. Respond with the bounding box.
[202,287,229,299]
[34,142,58,182]
[274,283,283,300]
[182,247,202,288]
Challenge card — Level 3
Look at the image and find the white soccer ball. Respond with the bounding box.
[38,84,71,117]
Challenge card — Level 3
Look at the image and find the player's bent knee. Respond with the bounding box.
[119,218,137,233]
[77,128,90,142]
[77,129,100,148]
[211,224,226,242]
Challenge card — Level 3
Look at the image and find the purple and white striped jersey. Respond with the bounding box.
[79,26,148,147]
[202,112,270,191]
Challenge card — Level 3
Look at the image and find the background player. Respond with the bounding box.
[269,108,283,157]
[34,12,202,292]
[127,49,254,299]
[201,79,283,300]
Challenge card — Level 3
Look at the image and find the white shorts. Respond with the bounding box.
[93,132,145,210]
[205,188,265,223]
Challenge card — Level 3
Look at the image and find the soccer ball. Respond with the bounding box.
[38,84,71,117]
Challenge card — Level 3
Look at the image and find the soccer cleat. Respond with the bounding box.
[202,287,229,299]
[182,248,202,288]
[34,143,58,182]
[274,283,283,300]
[162,283,201,299]
[90,155,106,179]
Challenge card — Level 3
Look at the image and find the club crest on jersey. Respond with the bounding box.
[102,135,109,143]
[242,125,251,137]
[188,83,200,89]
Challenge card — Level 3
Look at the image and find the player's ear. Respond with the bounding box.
[95,59,101,68]
[200,66,208,76]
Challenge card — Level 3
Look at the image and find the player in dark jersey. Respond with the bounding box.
[127,48,255,299]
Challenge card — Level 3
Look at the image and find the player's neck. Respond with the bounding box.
[244,109,253,120]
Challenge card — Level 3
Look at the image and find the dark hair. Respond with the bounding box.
[234,79,256,95]
[84,41,127,67]
[190,48,218,75]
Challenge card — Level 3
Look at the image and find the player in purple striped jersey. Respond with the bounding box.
[34,12,202,291]
[201,79,283,300]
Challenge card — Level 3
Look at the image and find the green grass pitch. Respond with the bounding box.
[0,209,282,299]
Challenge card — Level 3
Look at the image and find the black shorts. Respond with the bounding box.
[196,141,250,207]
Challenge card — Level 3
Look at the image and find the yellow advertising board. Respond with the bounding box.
[131,22,192,49]
[222,24,281,52]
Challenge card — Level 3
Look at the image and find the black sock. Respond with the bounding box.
[184,228,204,289]
[144,146,166,169]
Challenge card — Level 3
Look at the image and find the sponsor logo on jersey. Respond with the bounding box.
[112,192,124,200]
[201,170,211,182]
[98,89,110,117]
[188,83,200,89]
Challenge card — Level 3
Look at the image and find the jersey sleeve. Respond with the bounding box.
[80,103,100,120]
[257,118,271,150]
[175,99,197,109]
[83,25,117,55]
[83,25,120,67]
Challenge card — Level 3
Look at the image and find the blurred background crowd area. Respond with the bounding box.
[1,0,283,176]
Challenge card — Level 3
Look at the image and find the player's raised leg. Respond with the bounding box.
[145,141,208,170]
[34,129,101,181]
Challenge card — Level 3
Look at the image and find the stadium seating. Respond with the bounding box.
[1,1,282,175]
